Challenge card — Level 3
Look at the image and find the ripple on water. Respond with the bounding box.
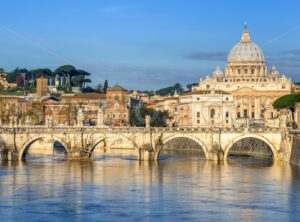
[0,153,300,221]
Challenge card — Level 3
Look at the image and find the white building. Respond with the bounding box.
[177,90,234,127]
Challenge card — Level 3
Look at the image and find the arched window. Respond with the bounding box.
[210,109,215,118]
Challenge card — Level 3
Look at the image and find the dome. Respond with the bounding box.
[228,25,265,63]
[213,65,224,76]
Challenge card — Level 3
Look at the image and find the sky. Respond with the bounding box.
[0,0,300,90]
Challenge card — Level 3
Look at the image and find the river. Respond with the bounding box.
[0,152,300,221]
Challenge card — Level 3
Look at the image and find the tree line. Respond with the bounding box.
[1,65,109,93]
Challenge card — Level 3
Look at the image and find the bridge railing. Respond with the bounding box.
[0,125,282,134]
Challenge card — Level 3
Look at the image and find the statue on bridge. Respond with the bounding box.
[25,116,31,126]
[45,115,53,127]
[97,107,104,127]
[145,115,151,128]
[77,108,84,127]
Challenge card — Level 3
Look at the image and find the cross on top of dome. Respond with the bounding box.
[241,23,251,43]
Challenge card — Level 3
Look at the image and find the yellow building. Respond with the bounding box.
[36,77,48,96]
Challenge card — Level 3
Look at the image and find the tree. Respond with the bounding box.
[155,83,184,96]
[103,80,108,94]
[273,93,300,125]
[71,69,91,88]
[82,86,94,93]
[6,68,28,83]
[129,107,169,127]
[186,82,198,92]
[94,84,103,93]
[273,94,300,110]
[54,65,77,92]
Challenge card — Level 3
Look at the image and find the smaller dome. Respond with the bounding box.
[213,65,224,76]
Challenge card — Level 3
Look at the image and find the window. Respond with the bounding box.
[197,112,200,118]
[237,112,241,118]
[226,112,229,118]
[260,110,264,118]
[226,120,229,124]
[282,85,286,89]
[251,69,255,74]
[251,112,255,118]
[237,69,241,75]
[197,97,200,101]
[210,109,215,118]
[243,109,248,118]
[197,120,200,124]
[206,85,210,90]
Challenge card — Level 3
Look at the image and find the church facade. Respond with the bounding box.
[191,25,293,127]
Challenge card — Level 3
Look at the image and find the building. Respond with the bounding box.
[43,93,105,126]
[193,25,293,126]
[0,95,28,125]
[177,90,234,127]
[153,95,179,123]
[0,71,17,90]
[104,84,129,126]
[129,90,150,103]
[36,77,49,96]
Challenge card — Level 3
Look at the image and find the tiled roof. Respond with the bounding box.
[108,84,128,92]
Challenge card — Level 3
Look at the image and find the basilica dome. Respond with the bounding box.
[227,25,265,63]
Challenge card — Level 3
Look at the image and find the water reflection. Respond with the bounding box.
[0,151,300,221]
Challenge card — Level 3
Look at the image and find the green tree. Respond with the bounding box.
[103,80,108,94]
[72,69,91,88]
[94,83,103,93]
[6,68,28,83]
[273,94,300,110]
[54,65,77,92]
[273,93,300,125]
[155,83,184,96]
[27,68,53,86]
[186,82,198,92]
[129,107,169,127]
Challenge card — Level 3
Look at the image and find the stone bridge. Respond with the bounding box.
[0,126,291,162]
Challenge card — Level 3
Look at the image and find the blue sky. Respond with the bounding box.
[0,0,300,90]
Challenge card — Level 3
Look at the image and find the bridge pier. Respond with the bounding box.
[139,150,156,161]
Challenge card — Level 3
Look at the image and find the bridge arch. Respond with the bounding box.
[88,134,140,157]
[223,134,278,161]
[18,136,69,160]
[159,134,209,159]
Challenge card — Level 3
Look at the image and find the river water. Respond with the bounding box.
[0,152,300,222]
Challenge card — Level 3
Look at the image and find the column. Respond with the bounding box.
[255,97,260,120]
